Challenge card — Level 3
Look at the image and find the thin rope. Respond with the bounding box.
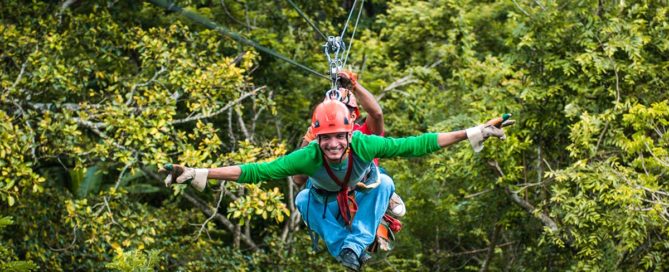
[149,0,328,79]
[285,0,328,42]
[343,0,364,67]
[339,0,359,40]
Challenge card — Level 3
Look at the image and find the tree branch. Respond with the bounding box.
[281,177,299,242]
[220,0,258,30]
[511,0,530,16]
[464,189,492,199]
[182,192,258,250]
[375,74,417,101]
[233,186,245,248]
[73,117,139,154]
[443,242,515,258]
[228,107,237,150]
[59,0,79,24]
[103,196,120,226]
[193,182,227,240]
[489,160,559,232]
[170,86,264,125]
[511,178,554,194]
[10,51,30,91]
[126,66,167,106]
[644,142,669,167]
[250,89,271,142]
[48,225,78,252]
[114,163,131,190]
[479,224,501,272]
[235,108,251,141]
[533,0,545,10]
[27,102,97,112]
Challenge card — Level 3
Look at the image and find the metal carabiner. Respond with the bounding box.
[323,36,347,89]
[325,89,342,101]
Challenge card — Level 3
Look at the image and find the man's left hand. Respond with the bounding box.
[338,70,358,90]
[466,115,515,152]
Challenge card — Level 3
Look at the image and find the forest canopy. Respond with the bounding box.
[1,0,668,271]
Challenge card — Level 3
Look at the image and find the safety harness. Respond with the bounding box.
[321,149,358,228]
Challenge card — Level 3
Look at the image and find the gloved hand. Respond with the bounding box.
[466,114,515,152]
[158,164,209,192]
[338,70,358,90]
[303,126,316,143]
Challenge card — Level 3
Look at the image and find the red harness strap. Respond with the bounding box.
[322,150,358,227]
[383,214,402,233]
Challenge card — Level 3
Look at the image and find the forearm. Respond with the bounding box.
[354,84,382,118]
[207,166,242,181]
[354,84,384,134]
[437,130,468,148]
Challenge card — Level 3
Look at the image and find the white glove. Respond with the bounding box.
[466,124,509,152]
[387,192,406,218]
[160,164,209,192]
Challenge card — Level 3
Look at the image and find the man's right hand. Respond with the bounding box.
[158,164,209,191]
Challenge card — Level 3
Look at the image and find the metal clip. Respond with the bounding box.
[325,89,342,101]
[323,36,346,89]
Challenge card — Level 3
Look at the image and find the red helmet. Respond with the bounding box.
[311,100,354,136]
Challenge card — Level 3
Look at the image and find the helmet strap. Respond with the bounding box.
[338,132,350,163]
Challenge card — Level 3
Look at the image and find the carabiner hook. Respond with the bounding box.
[323,36,347,89]
[325,89,342,101]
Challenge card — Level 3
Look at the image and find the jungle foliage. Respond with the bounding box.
[1,0,668,271]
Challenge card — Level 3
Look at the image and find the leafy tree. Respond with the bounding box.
[1,0,668,271]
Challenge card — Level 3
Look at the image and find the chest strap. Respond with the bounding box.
[322,150,357,227]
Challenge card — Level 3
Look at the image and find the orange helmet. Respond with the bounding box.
[311,100,354,136]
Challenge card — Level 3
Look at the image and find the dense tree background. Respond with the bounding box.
[1,0,668,271]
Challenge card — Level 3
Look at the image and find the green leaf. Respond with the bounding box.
[72,165,104,198]
[0,216,13,229]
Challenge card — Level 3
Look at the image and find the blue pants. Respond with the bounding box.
[295,174,394,258]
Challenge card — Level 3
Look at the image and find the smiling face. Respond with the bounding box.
[318,132,351,162]
[311,100,354,161]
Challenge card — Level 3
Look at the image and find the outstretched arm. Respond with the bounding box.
[162,145,320,191]
[159,164,241,192]
[437,130,468,147]
[352,115,515,161]
[437,115,514,149]
[208,166,242,180]
[437,117,513,149]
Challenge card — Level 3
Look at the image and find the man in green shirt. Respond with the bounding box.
[163,100,512,271]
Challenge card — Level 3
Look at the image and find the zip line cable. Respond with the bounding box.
[285,0,328,42]
[320,0,363,89]
[339,0,359,40]
[149,0,328,80]
[343,0,364,68]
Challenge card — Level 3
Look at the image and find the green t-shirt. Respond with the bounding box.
[238,131,440,191]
